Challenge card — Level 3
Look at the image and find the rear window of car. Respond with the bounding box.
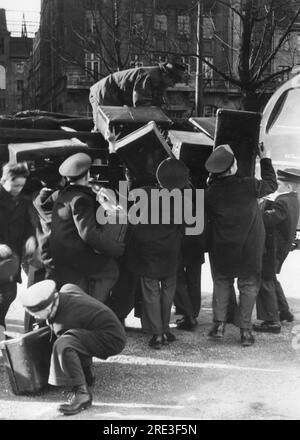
[268,88,300,132]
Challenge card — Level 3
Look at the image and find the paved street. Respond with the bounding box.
[1,252,300,420]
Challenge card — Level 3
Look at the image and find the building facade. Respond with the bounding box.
[0,9,33,115]
[34,0,242,118]
[30,0,300,117]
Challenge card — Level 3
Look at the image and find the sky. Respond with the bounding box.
[0,0,40,37]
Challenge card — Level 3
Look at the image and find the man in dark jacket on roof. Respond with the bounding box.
[89,63,186,130]
[205,142,278,346]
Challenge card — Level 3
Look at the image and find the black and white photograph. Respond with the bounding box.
[0,0,300,425]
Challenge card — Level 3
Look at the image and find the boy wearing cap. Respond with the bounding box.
[19,280,126,415]
[205,142,277,346]
[50,153,125,302]
[254,169,300,333]
[126,158,188,349]
[89,63,186,130]
[0,162,35,327]
[0,245,19,329]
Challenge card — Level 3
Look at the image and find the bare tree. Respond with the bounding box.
[132,0,300,111]
[44,0,154,81]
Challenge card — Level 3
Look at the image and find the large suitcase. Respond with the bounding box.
[114,121,174,186]
[168,130,214,188]
[214,109,261,177]
[0,326,53,395]
[94,105,173,139]
[188,116,216,139]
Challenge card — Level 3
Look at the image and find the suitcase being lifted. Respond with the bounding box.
[0,326,53,395]
[94,105,173,139]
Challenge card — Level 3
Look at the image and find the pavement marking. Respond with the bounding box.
[91,402,184,409]
[94,355,281,373]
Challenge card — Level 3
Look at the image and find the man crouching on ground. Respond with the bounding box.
[19,280,126,415]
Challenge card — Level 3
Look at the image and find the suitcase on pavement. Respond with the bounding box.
[0,326,53,395]
[94,105,173,139]
[114,121,174,186]
[168,130,214,188]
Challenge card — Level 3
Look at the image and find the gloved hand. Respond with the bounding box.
[24,236,37,259]
[0,244,13,260]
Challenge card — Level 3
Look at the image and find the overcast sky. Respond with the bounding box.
[0,0,40,36]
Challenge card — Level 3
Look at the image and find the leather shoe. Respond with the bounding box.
[162,332,176,345]
[58,384,92,415]
[253,321,281,334]
[240,329,255,347]
[208,321,225,339]
[148,335,162,349]
[279,311,294,322]
[176,317,198,331]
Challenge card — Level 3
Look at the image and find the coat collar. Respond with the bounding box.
[0,184,14,206]
[62,184,94,196]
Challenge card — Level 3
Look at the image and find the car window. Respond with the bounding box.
[268,88,300,132]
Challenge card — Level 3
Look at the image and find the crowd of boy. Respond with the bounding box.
[0,137,299,415]
[0,63,299,416]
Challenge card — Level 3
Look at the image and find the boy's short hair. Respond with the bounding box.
[1,162,29,183]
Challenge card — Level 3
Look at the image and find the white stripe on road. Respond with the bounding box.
[0,400,184,420]
[95,355,281,373]
[91,402,184,409]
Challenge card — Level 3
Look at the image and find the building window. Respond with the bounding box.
[0,65,6,90]
[0,38,4,55]
[203,16,214,39]
[16,62,25,74]
[181,56,193,75]
[85,10,99,34]
[150,55,167,66]
[177,15,190,37]
[203,57,214,85]
[17,80,24,91]
[276,32,290,51]
[154,14,167,33]
[129,55,143,68]
[297,35,300,52]
[204,105,218,117]
[131,13,143,37]
[85,52,100,79]
[0,98,5,111]
[278,65,290,82]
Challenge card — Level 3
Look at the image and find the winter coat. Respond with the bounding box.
[262,191,299,277]
[126,186,183,279]
[32,187,59,277]
[48,284,126,360]
[50,184,121,285]
[0,185,34,281]
[89,66,167,108]
[205,158,277,277]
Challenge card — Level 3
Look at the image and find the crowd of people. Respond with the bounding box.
[0,62,299,416]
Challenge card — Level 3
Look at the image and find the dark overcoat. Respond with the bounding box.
[89,66,166,107]
[126,186,183,279]
[50,184,119,284]
[0,185,33,281]
[262,192,299,277]
[205,158,277,277]
[32,188,59,275]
